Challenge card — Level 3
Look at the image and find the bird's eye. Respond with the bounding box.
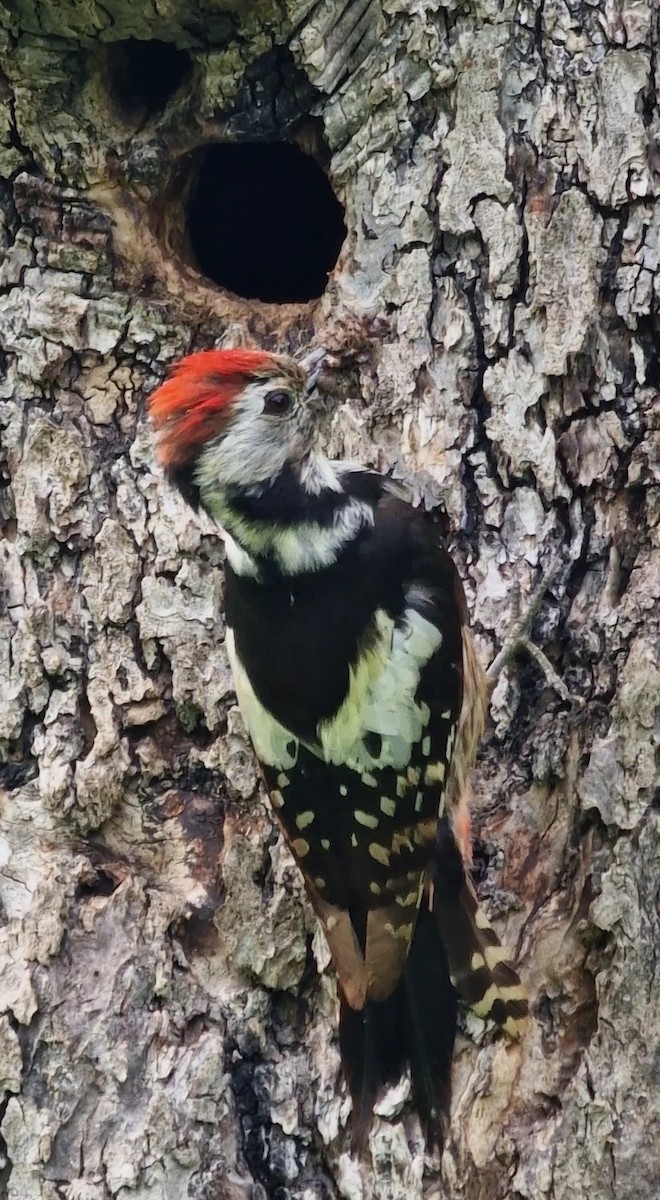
[263,390,293,416]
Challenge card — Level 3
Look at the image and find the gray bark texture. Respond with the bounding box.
[0,0,659,1197]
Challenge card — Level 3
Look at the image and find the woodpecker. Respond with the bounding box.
[149,348,527,1149]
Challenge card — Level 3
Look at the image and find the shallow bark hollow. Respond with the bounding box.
[0,2,658,1199]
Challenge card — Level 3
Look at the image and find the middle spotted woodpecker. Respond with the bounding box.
[149,347,528,1149]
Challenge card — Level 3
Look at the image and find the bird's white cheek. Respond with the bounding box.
[197,416,290,489]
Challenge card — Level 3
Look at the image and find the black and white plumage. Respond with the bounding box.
[149,348,527,1149]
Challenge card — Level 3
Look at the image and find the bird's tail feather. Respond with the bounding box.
[402,908,456,1149]
[339,907,456,1151]
[431,820,528,1037]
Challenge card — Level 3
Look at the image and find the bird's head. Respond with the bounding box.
[148,348,321,513]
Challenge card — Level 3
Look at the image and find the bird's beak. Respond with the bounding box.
[299,347,327,396]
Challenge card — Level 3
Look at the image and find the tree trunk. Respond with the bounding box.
[0,1,658,1198]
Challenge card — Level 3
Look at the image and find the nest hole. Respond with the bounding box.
[108,38,192,116]
[186,141,347,304]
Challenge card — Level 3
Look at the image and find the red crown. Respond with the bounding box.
[148,348,275,465]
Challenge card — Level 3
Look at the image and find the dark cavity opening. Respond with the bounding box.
[109,38,191,116]
[187,141,346,304]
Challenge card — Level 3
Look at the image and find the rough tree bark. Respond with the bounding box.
[0,1,658,1198]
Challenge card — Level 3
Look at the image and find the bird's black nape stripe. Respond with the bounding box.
[167,462,201,510]
[227,465,352,528]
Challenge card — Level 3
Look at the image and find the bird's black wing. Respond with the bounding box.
[225,492,465,1004]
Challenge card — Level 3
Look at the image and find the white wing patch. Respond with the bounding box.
[317,609,393,765]
[225,628,299,769]
[227,599,442,777]
[270,500,373,575]
[318,603,442,772]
